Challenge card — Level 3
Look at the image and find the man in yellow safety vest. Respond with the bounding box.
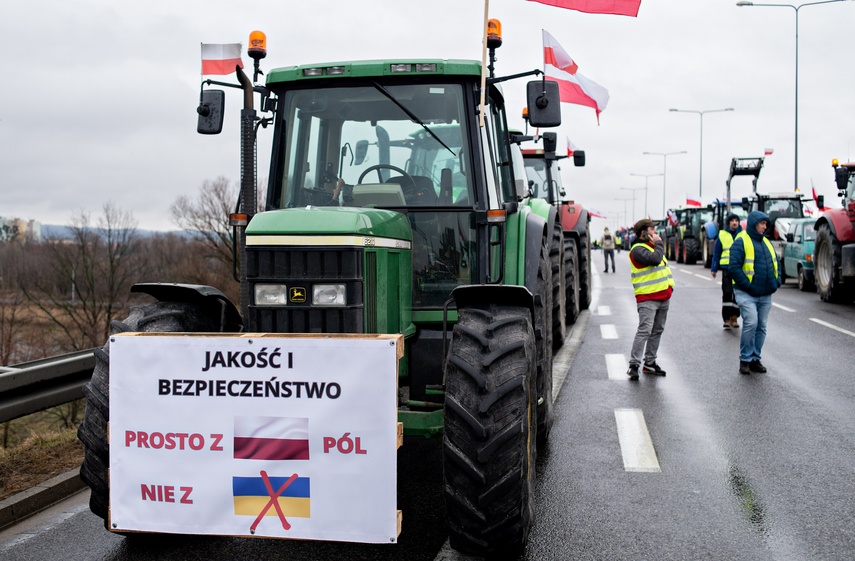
[710,213,742,328]
[727,211,781,375]
[626,218,675,380]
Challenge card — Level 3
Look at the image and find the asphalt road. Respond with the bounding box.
[2,258,855,560]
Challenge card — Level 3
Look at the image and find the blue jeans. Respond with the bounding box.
[734,288,772,362]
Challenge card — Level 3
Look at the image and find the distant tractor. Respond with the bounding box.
[521,132,592,330]
[814,159,855,303]
[664,206,711,265]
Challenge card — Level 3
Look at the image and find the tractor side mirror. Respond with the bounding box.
[835,166,849,192]
[354,140,369,166]
[741,197,750,209]
[817,195,824,208]
[786,233,794,243]
[197,90,225,135]
[573,150,586,167]
[526,80,561,128]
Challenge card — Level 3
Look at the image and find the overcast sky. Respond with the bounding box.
[2,0,854,232]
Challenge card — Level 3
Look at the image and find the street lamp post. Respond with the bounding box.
[630,172,664,218]
[669,108,734,199]
[643,151,687,217]
[615,197,632,227]
[620,187,645,222]
[736,0,850,192]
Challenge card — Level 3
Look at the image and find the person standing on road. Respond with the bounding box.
[711,213,742,329]
[600,227,616,273]
[727,211,781,375]
[626,219,674,380]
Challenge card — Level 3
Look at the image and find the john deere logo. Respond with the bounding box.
[289,287,307,303]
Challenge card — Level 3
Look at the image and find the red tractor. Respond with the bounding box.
[813,159,855,303]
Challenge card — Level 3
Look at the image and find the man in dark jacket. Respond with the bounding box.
[727,211,781,375]
[710,213,742,328]
[626,218,674,380]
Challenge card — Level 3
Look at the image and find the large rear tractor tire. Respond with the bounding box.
[684,238,699,265]
[815,223,855,303]
[77,302,222,524]
[702,232,712,268]
[578,225,592,311]
[563,237,580,326]
[549,220,566,350]
[533,242,553,448]
[443,305,537,558]
[676,238,684,264]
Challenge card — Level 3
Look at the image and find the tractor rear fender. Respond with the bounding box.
[559,203,588,235]
[816,210,855,244]
[703,221,718,240]
[131,283,243,332]
[451,285,535,320]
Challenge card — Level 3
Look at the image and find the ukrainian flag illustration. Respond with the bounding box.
[232,475,311,518]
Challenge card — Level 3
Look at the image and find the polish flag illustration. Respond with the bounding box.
[234,417,310,461]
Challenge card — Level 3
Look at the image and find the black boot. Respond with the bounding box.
[739,361,751,375]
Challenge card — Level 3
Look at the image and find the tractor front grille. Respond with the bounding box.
[246,247,365,333]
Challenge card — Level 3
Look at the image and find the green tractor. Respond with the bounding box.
[665,206,712,264]
[78,28,563,557]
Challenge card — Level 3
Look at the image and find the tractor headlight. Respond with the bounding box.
[255,284,287,306]
[312,284,346,306]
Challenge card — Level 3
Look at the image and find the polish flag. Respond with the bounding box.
[528,0,641,17]
[764,148,774,156]
[567,136,580,156]
[588,208,606,218]
[543,30,610,121]
[201,43,244,75]
[686,196,702,207]
[234,416,310,461]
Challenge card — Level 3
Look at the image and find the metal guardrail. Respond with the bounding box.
[0,349,96,423]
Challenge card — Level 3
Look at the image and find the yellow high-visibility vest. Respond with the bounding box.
[718,230,735,266]
[734,230,778,281]
[630,244,675,296]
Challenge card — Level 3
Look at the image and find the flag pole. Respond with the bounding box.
[479,0,489,127]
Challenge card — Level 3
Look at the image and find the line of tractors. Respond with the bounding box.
[644,156,855,304]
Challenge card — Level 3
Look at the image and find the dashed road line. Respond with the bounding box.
[600,324,618,339]
[772,302,795,312]
[614,408,661,473]
[605,354,628,381]
[679,269,694,275]
[809,318,855,338]
[597,305,611,316]
[694,273,713,281]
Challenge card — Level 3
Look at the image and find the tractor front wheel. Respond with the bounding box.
[815,223,855,303]
[77,302,221,524]
[443,305,537,558]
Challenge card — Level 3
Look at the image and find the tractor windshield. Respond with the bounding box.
[272,83,472,209]
[270,82,476,309]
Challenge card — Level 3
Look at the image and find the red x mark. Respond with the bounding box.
[249,471,299,534]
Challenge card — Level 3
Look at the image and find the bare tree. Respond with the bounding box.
[21,202,143,350]
[170,176,237,270]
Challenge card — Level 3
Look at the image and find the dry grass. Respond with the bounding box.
[0,404,85,502]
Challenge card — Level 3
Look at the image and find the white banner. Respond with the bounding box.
[108,334,401,543]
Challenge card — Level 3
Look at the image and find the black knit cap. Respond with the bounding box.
[633,218,654,238]
[726,213,740,223]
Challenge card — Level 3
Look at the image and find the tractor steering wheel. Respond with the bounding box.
[357,164,418,200]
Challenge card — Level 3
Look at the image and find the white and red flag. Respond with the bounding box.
[529,0,641,17]
[201,43,244,75]
[543,30,610,122]
[567,136,580,156]
[686,196,702,208]
[764,148,774,156]
[233,416,310,461]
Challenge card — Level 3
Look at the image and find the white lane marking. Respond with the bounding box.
[605,354,628,381]
[614,408,661,473]
[679,269,694,275]
[772,302,795,312]
[694,274,713,281]
[553,310,591,399]
[600,324,618,339]
[598,305,611,316]
[810,318,855,338]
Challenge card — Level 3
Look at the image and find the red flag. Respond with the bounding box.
[528,0,641,16]
[764,148,774,156]
[588,208,606,218]
[543,30,610,121]
[201,43,244,75]
[686,197,701,207]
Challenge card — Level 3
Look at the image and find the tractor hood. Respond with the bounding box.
[246,207,412,242]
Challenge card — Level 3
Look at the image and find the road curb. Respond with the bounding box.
[0,469,85,529]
